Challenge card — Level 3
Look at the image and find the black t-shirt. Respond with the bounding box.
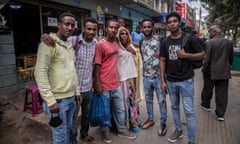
[160,33,203,82]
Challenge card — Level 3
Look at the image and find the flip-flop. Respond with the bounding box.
[142,120,155,129]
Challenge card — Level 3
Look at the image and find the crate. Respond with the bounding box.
[17,54,37,69]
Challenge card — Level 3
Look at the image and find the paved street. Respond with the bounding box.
[84,69,240,144]
[8,69,240,144]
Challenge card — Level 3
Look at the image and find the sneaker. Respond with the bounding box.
[200,104,212,112]
[215,112,225,121]
[217,116,224,121]
[102,131,112,144]
[188,141,195,144]
[167,129,183,143]
[158,123,167,136]
[117,131,137,140]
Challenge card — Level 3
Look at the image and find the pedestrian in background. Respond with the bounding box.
[160,12,204,144]
[35,13,81,144]
[118,17,125,27]
[200,25,233,121]
[131,25,144,47]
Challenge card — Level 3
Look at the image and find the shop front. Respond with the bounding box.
[0,0,89,95]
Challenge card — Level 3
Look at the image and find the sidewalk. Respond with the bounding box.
[1,69,239,144]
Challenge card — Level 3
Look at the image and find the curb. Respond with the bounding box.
[231,70,240,76]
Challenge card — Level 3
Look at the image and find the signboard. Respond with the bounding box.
[176,2,195,28]
[47,17,57,27]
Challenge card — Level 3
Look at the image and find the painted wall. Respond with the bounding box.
[120,6,149,32]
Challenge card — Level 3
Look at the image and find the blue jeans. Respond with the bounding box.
[167,78,196,143]
[143,76,167,125]
[70,90,93,144]
[101,86,126,133]
[43,96,76,144]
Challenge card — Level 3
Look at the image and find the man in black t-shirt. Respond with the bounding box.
[160,12,204,144]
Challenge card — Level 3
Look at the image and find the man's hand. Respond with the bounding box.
[95,83,103,95]
[41,34,56,47]
[177,48,187,58]
[126,45,136,55]
[48,103,60,113]
[75,95,82,105]
[161,82,168,95]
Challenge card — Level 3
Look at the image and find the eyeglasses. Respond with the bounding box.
[120,32,128,35]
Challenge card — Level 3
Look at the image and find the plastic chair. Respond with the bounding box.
[23,85,42,116]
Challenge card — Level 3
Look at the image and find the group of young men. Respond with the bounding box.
[34,11,233,144]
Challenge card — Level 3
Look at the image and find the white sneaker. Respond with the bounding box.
[217,117,224,121]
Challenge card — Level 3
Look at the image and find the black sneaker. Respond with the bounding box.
[200,104,212,112]
[158,123,167,136]
[215,112,225,121]
[168,129,183,143]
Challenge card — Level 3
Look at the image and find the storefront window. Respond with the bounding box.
[10,1,88,80]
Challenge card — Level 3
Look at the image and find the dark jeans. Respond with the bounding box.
[201,71,229,117]
[70,90,93,144]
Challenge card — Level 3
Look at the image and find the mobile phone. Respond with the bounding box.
[163,89,168,95]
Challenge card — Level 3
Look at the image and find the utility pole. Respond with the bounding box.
[198,6,201,35]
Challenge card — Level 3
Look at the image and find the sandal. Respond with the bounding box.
[142,120,155,129]
[81,135,96,144]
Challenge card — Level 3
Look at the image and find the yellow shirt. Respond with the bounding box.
[34,33,80,106]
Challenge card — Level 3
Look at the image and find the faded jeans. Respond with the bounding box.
[167,78,196,143]
[43,96,76,144]
[143,76,167,125]
[101,86,126,133]
[70,90,93,144]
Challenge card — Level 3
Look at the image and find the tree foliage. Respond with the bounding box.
[201,0,240,43]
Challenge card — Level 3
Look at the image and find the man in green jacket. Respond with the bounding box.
[34,13,81,144]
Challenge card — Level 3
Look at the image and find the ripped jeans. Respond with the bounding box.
[143,76,167,125]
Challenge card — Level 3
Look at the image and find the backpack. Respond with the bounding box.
[182,33,203,69]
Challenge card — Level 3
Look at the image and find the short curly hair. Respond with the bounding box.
[166,12,181,22]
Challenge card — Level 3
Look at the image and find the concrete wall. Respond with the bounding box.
[49,0,121,17]
[0,33,18,95]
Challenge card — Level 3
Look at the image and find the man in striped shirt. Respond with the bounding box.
[41,17,98,144]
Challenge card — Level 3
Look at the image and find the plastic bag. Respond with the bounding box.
[90,93,111,127]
